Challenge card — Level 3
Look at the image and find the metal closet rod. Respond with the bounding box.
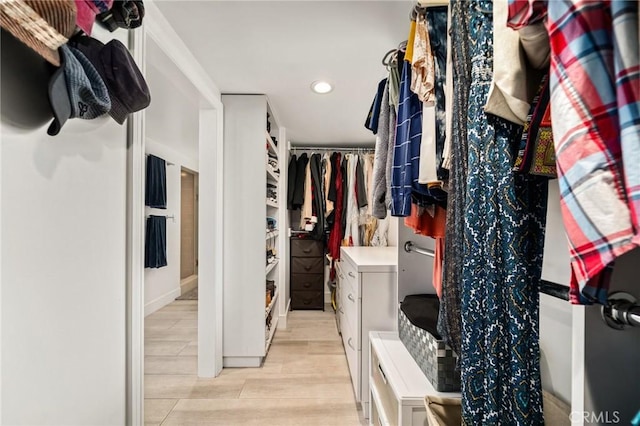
[404,240,640,330]
[290,146,374,152]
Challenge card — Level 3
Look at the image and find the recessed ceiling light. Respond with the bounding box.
[311,80,333,94]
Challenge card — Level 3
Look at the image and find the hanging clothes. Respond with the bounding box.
[300,160,313,229]
[404,204,446,296]
[328,153,344,278]
[484,0,548,125]
[145,215,167,268]
[441,6,454,171]
[411,14,435,104]
[459,1,547,423]
[364,153,374,216]
[365,79,388,134]
[309,153,325,240]
[508,0,640,305]
[513,74,557,178]
[438,0,469,360]
[145,154,167,209]
[287,154,298,210]
[344,155,360,246]
[323,153,334,216]
[425,7,449,183]
[340,155,348,242]
[371,80,392,219]
[391,56,446,216]
[291,153,308,210]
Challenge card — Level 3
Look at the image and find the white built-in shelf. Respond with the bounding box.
[265,315,279,351]
[267,168,280,183]
[265,259,279,275]
[266,131,278,158]
[266,199,278,208]
[266,230,279,239]
[265,289,279,317]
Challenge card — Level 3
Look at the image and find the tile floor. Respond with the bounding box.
[145,300,366,425]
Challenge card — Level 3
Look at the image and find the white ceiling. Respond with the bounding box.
[154,0,412,146]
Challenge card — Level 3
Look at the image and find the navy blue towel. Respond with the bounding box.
[145,154,167,209]
[145,215,167,268]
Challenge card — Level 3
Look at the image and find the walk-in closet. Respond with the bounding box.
[1,0,639,425]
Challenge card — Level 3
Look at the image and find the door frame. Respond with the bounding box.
[126,4,225,424]
[180,167,199,283]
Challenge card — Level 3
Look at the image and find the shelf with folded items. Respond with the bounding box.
[266,131,278,158]
[265,289,279,317]
[267,168,280,183]
[266,259,279,275]
[266,199,279,208]
[266,230,279,240]
[265,314,279,351]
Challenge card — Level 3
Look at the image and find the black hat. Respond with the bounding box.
[70,35,150,124]
[96,0,144,32]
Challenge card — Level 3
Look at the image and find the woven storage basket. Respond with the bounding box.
[398,304,460,392]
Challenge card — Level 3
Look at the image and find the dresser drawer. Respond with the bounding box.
[370,340,400,424]
[291,290,324,310]
[291,273,324,291]
[340,283,359,343]
[291,257,324,274]
[341,314,360,400]
[290,239,324,257]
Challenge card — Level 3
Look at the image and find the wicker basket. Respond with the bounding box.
[398,305,460,392]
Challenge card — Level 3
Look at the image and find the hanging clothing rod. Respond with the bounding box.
[404,241,435,258]
[405,240,575,301]
[602,291,640,330]
[290,146,374,153]
[147,214,175,222]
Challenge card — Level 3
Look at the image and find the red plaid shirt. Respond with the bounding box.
[508,0,640,304]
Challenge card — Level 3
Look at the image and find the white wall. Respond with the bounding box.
[539,180,573,404]
[1,28,127,425]
[143,42,200,316]
[144,139,198,315]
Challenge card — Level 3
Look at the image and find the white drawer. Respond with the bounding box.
[370,340,399,425]
[341,313,360,400]
[341,258,359,296]
[341,287,359,338]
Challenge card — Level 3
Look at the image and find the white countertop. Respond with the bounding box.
[340,246,398,273]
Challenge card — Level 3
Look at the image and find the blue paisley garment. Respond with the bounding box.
[439,0,470,359]
[460,0,548,424]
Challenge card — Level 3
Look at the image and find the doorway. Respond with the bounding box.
[179,168,199,299]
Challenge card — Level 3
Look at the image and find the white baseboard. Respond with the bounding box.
[145,288,181,316]
[279,298,291,329]
[223,356,262,368]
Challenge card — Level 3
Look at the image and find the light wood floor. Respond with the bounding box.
[145,300,366,425]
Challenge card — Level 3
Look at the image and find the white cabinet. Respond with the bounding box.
[369,331,461,426]
[222,95,285,367]
[337,246,398,416]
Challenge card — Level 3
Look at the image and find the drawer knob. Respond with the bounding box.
[304,265,312,271]
[302,248,312,253]
[348,272,356,278]
[303,282,311,288]
[347,337,355,351]
[348,293,355,302]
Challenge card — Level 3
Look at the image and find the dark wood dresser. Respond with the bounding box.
[290,238,325,310]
